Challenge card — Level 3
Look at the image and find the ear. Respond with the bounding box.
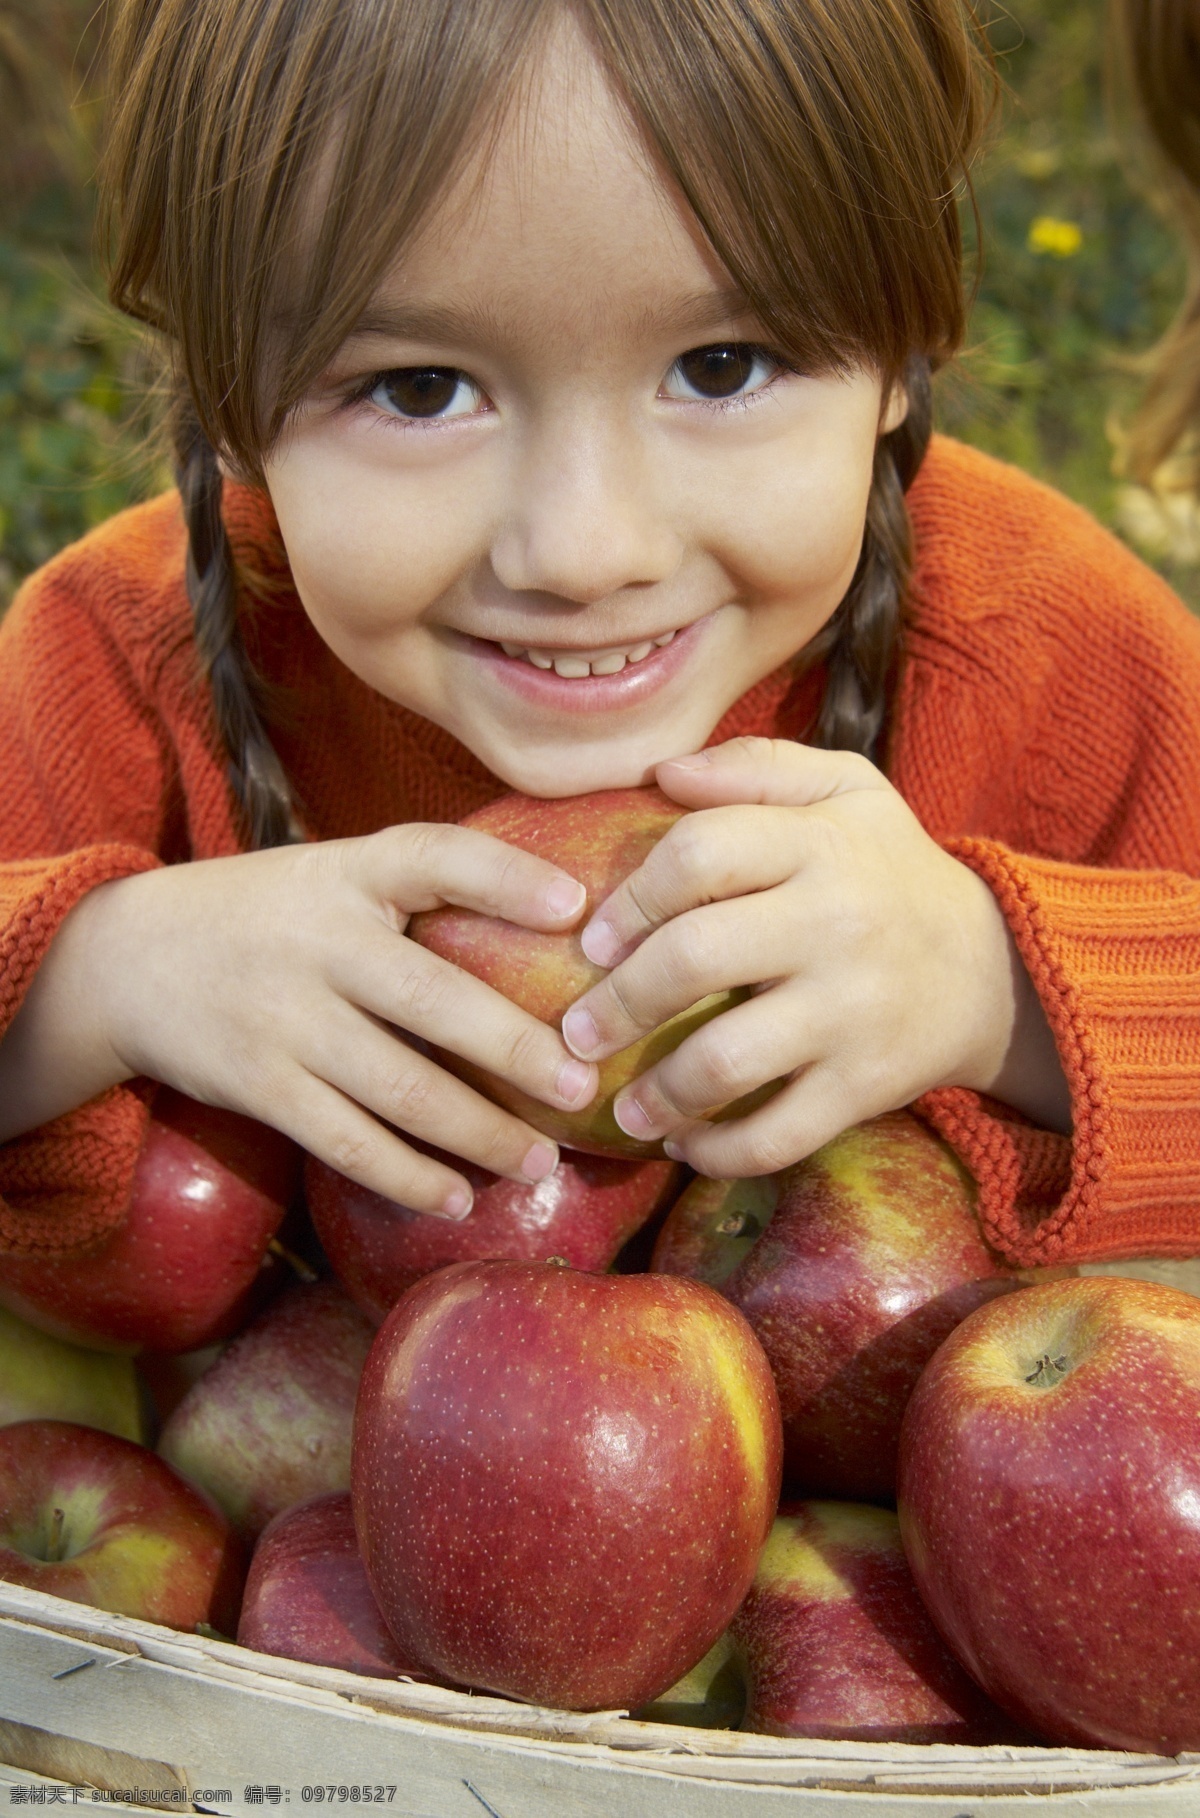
[880,378,909,436]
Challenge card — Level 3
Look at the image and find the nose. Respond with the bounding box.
[489,411,682,604]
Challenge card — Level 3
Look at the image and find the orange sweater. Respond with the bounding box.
[3,436,1200,1268]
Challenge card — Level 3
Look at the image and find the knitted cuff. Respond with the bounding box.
[0,845,162,1256]
[916,838,1200,1267]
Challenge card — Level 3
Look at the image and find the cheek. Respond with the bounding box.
[712,447,875,606]
[264,437,485,639]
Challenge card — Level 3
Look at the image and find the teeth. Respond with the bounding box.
[497,627,679,677]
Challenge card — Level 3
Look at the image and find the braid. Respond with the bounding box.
[809,357,933,763]
[173,400,299,849]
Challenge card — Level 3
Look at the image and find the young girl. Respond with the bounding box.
[1,0,1198,1269]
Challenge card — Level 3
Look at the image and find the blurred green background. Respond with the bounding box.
[0,0,1195,611]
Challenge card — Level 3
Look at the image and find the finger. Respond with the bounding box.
[654,736,889,810]
[657,1064,881,1180]
[300,1000,563,1190]
[577,805,808,973]
[609,982,814,1141]
[352,823,588,930]
[564,889,796,1062]
[262,1064,479,1219]
[327,922,598,1114]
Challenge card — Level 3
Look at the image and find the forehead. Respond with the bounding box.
[353,12,747,355]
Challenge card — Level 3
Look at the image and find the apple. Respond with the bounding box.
[410,789,774,1157]
[898,1276,1200,1753]
[137,1344,226,1430]
[238,1492,432,1680]
[653,1111,1023,1499]
[633,1631,745,1729]
[732,1501,1022,1742]
[158,1281,374,1537]
[0,1090,300,1354]
[0,1418,243,1631]
[352,1259,783,1710]
[0,1305,145,1441]
[306,1145,680,1323]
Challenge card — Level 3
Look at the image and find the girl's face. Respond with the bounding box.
[264,15,904,797]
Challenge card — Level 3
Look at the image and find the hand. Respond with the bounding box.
[0,825,600,1218]
[559,737,1069,1177]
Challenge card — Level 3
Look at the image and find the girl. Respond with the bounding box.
[1,0,1198,1268]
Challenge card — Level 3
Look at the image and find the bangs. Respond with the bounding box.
[104,0,991,474]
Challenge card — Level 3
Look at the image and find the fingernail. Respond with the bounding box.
[663,1140,685,1162]
[545,876,586,918]
[521,1141,558,1183]
[580,918,620,967]
[556,1058,595,1106]
[562,1006,601,1058]
[440,1186,473,1221]
[614,1095,654,1137]
[662,750,712,771]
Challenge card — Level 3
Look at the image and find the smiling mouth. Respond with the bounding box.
[495,629,678,678]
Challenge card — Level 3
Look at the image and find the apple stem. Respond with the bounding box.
[267,1236,319,1283]
[46,1506,66,1563]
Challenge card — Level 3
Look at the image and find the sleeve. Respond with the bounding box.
[0,551,178,1257]
[906,525,1200,1267]
[915,848,1200,1267]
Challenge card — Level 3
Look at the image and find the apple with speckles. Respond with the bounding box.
[352,1259,782,1710]
[653,1111,1024,1498]
[238,1493,434,1681]
[306,1144,680,1322]
[898,1276,1200,1752]
[733,1501,1022,1741]
[0,1091,299,1354]
[159,1282,374,1538]
[0,1418,243,1631]
[410,789,775,1157]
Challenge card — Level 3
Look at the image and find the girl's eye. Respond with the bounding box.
[366,367,485,421]
[662,343,781,404]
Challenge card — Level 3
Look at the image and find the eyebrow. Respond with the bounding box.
[339,285,760,349]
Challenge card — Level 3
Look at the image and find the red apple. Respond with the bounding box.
[352,1260,783,1710]
[0,1419,243,1631]
[733,1501,1022,1742]
[0,1090,299,1354]
[306,1145,680,1323]
[238,1492,431,1680]
[898,1276,1200,1752]
[159,1281,374,1538]
[633,1632,745,1729]
[0,1305,145,1441]
[410,789,773,1157]
[653,1111,1023,1498]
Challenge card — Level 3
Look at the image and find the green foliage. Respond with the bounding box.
[0,0,1196,610]
[938,3,1188,540]
[0,197,158,607]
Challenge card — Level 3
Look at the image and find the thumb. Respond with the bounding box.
[655,736,888,809]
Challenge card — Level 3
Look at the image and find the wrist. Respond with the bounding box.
[953,873,1071,1134]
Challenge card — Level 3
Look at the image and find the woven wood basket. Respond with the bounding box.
[2,1580,1199,1818]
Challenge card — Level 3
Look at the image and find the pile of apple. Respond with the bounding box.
[3,789,1200,1757]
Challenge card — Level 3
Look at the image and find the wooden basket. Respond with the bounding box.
[2,1581,1199,1817]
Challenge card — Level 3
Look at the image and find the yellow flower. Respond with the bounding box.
[1027,216,1083,258]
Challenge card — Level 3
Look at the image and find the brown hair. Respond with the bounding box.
[103,0,993,846]
[1113,0,1200,487]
